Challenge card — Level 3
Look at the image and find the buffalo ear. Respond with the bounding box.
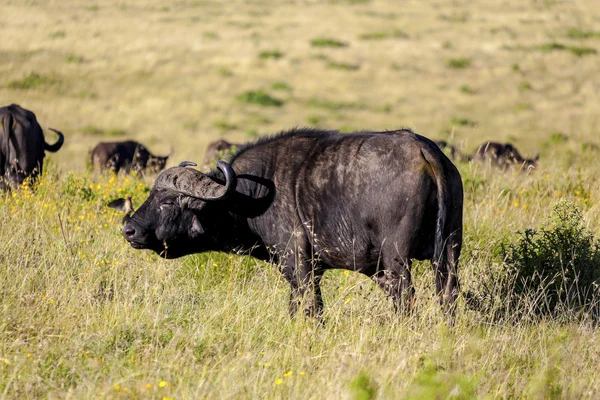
[108,198,126,211]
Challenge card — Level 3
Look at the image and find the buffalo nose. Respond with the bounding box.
[122,223,136,239]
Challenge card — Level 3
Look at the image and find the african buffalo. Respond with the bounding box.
[121,128,463,317]
[203,139,238,167]
[434,140,469,162]
[0,104,65,189]
[90,140,170,175]
[473,141,538,170]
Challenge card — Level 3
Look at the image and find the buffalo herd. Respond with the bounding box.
[1,103,542,318]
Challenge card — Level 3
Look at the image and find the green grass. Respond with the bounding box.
[310,38,348,48]
[7,72,58,90]
[446,58,471,69]
[358,29,409,40]
[236,90,284,107]
[271,81,292,91]
[65,53,85,63]
[535,42,598,56]
[212,120,238,131]
[566,28,600,39]
[327,61,360,70]
[80,125,126,136]
[259,50,284,59]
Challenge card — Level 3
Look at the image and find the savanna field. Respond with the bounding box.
[2,0,600,398]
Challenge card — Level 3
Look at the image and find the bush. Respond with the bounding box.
[503,200,600,318]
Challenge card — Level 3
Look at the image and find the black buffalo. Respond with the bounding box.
[121,128,463,317]
[91,141,170,175]
[473,141,538,170]
[434,140,469,162]
[0,104,65,189]
[203,139,238,168]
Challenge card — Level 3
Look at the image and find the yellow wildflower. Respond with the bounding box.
[275,378,283,385]
[159,381,167,388]
[283,371,293,377]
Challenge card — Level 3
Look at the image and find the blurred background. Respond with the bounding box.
[1,0,599,171]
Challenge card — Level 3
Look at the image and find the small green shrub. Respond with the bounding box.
[310,38,348,48]
[446,58,471,69]
[503,200,600,317]
[236,90,283,107]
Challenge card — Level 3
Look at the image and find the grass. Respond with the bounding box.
[327,61,360,70]
[535,42,598,56]
[80,126,126,136]
[306,97,366,111]
[358,29,409,40]
[259,50,284,59]
[446,58,471,69]
[7,72,58,90]
[1,0,600,397]
[310,38,348,48]
[271,81,292,91]
[236,90,283,107]
[566,28,600,39]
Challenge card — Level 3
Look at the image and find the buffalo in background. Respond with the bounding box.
[203,139,238,168]
[434,139,539,171]
[473,141,539,170]
[90,140,170,175]
[121,128,463,318]
[0,104,65,189]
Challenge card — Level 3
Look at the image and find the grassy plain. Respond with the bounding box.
[1,0,600,398]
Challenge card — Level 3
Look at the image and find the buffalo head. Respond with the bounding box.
[122,161,237,258]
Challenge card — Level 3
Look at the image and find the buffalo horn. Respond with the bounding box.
[44,128,65,152]
[156,160,236,201]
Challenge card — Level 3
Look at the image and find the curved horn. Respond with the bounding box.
[179,161,197,168]
[44,128,64,152]
[155,161,237,201]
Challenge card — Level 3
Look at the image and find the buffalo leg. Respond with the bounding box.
[281,257,324,319]
[437,241,460,310]
[374,253,414,314]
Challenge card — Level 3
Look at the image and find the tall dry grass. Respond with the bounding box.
[1,0,600,398]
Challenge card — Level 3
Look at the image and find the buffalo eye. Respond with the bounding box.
[159,200,177,211]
